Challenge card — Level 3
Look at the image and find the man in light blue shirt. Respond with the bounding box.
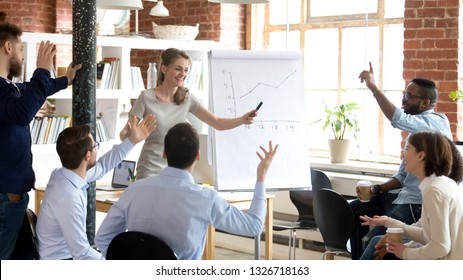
[36,115,156,260]
[95,123,278,260]
[349,62,452,259]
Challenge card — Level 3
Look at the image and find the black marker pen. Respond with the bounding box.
[251,101,263,117]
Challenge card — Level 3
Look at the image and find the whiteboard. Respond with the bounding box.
[208,50,311,191]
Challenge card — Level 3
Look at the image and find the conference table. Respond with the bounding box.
[34,187,274,260]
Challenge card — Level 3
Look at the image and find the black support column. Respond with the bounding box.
[72,0,97,245]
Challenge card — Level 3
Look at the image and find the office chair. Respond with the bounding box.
[106,231,178,260]
[313,188,355,260]
[273,168,332,259]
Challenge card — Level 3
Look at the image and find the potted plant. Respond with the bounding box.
[449,90,463,102]
[322,102,360,163]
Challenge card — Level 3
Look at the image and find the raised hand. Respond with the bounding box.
[256,140,278,182]
[36,41,56,72]
[358,61,378,91]
[126,114,156,145]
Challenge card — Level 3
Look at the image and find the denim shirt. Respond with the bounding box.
[390,107,451,204]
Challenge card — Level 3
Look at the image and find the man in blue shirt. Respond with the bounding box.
[0,22,82,259]
[349,62,452,259]
[36,115,156,260]
[95,123,278,260]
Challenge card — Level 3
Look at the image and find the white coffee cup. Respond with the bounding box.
[357,180,372,202]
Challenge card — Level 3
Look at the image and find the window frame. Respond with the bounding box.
[248,0,405,164]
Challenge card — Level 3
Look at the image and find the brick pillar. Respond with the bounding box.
[403,0,463,140]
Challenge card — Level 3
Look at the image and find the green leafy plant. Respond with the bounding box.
[449,90,463,101]
[322,103,360,140]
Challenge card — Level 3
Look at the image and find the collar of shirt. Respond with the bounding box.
[160,166,196,184]
[0,76,20,94]
[59,168,89,191]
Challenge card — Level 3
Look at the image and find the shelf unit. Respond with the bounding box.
[22,32,221,187]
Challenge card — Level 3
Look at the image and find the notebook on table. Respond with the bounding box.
[96,160,136,191]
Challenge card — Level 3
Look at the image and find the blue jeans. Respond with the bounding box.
[360,235,383,260]
[0,192,29,259]
[349,192,421,260]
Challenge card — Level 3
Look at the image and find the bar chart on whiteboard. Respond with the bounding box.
[208,50,311,191]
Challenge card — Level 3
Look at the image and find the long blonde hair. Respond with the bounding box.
[157,48,191,105]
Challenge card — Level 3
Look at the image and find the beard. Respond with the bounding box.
[86,159,96,171]
[9,57,23,78]
[403,103,421,115]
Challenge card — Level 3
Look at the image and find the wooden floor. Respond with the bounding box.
[215,246,255,260]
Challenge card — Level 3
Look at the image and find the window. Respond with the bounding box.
[250,0,405,163]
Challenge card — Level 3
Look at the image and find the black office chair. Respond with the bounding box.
[106,231,178,260]
[273,168,332,259]
[26,208,39,260]
[313,188,355,260]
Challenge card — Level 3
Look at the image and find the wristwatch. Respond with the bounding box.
[372,184,383,196]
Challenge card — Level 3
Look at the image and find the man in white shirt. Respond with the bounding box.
[36,115,155,260]
[96,123,278,260]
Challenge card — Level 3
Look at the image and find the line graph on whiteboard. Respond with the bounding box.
[215,66,304,132]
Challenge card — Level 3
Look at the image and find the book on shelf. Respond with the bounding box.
[96,115,110,142]
[30,115,73,145]
[97,57,120,89]
[130,66,145,90]
[43,116,54,144]
[36,117,49,145]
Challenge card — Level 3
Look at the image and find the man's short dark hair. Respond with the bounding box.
[164,123,199,169]
[56,125,94,170]
[0,22,22,46]
[412,77,438,106]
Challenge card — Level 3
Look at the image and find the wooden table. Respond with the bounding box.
[34,187,274,260]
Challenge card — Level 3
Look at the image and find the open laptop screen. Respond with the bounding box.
[111,160,136,188]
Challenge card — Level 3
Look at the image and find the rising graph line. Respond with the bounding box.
[239,69,297,99]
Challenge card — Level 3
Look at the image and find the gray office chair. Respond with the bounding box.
[313,188,355,260]
[273,168,332,259]
[106,231,178,260]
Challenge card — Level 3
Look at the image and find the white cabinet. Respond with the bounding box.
[22,32,220,186]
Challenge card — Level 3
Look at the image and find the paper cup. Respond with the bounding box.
[386,228,403,242]
[357,180,372,202]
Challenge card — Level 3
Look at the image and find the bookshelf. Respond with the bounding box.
[22,32,221,186]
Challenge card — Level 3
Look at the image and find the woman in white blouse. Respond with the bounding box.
[360,131,463,260]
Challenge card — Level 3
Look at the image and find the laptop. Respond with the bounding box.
[96,160,136,191]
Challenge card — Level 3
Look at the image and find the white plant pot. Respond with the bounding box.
[328,139,351,163]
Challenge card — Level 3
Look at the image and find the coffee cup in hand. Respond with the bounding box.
[357,180,372,202]
[386,228,403,242]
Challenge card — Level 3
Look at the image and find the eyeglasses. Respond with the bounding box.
[403,91,427,100]
[91,142,100,150]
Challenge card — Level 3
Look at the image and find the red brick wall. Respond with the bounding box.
[0,0,56,33]
[132,0,245,81]
[403,0,462,140]
[1,0,246,85]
